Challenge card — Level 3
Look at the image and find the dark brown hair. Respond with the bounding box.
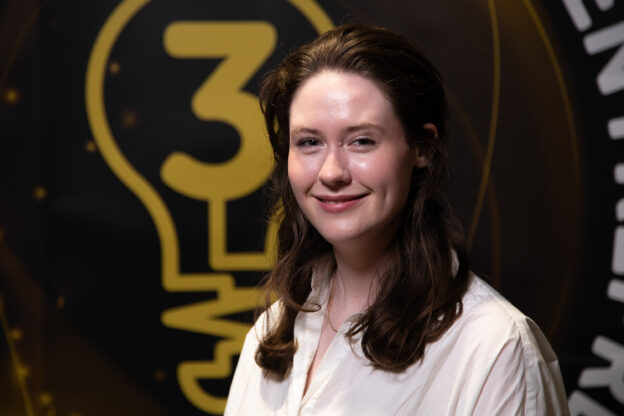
[256,23,470,376]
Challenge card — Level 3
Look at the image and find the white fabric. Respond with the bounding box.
[224,273,570,415]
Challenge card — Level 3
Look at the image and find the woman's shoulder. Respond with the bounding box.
[245,300,284,343]
[456,274,558,360]
[447,273,569,415]
[235,301,284,373]
[462,275,544,333]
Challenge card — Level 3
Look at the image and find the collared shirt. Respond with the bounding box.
[224,273,570,415]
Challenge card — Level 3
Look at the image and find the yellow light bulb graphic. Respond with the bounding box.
[85,0,333,413]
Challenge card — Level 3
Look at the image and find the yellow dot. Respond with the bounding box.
[154,369,166,382]
[4,88,19,105]
[40,392,53,405]
[56,296,65,310]
[121,109,138,129]
[109,61,121,74]
[17,364,30,379]
[34,186,47,201]
[85,140,97,153]
[10,328,23,341]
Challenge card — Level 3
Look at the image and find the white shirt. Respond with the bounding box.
[224,273,570,415]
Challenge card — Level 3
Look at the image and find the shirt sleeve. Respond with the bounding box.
[223,323,260,416]
[224,303,282,416]
[472,317,570,416]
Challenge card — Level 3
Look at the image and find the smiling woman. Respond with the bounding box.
[224,24,570,415]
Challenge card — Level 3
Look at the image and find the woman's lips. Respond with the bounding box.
[314,194,368,212]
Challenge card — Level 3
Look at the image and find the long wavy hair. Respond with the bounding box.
[255,23,470,377]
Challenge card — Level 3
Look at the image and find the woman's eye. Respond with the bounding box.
[296,138,321,148]
[352,137,376,147]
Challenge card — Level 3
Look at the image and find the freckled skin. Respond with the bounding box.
[288,71,427,251]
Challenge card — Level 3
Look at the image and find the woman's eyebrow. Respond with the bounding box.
[290,124,385,136]
[344,123,385,134]
[290,127,321,136]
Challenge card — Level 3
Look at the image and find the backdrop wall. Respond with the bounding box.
[1,0,623,414]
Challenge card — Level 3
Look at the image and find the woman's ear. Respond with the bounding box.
[414,123,438,168]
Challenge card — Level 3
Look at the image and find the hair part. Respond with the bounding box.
[256,23,470,377]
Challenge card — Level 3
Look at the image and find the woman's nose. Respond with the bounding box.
[318,150,351,186]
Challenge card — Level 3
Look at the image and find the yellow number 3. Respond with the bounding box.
[162,21,277,270]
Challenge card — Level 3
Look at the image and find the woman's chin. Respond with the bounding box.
[318,230,380,251]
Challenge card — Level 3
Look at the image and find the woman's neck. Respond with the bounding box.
[330,243,387,314]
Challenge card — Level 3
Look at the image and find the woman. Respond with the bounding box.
[225,24,569,415]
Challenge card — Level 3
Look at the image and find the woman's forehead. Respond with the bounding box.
[289,71,397,130]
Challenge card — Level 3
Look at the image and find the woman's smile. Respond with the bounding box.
[314,193,369,212]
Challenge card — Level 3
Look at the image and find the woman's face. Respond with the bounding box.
[288,70,428,249]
